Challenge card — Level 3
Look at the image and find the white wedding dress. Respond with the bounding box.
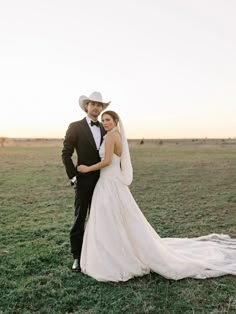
[81,129,236,282]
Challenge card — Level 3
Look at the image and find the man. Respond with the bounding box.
[62,91,110,272]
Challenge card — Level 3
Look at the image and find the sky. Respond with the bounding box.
[0,0,235,139]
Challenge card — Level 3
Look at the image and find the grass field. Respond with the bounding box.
[0,144,236,313]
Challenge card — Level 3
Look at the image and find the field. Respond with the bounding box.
[0,142,236,313]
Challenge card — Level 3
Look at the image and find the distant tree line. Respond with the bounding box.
[0,137,7,147]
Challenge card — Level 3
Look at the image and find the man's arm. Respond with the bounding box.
[61,123,77,181]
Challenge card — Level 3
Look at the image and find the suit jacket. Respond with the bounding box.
[62,117,106,180]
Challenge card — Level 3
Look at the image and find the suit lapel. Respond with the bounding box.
[81,118,98,151]
[99,123,106,146]
[81,118,106,151]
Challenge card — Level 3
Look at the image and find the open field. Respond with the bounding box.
[2,137,236,147]
[0,144,236,313]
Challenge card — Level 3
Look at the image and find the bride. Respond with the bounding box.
[77,111,236,282]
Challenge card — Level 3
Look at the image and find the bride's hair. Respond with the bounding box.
[102,111,119,124]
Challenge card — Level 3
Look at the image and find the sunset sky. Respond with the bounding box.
[0,0,235,139]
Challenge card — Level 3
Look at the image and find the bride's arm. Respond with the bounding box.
[78,134,115,173]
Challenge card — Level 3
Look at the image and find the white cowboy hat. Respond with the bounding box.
[79,91,111,112]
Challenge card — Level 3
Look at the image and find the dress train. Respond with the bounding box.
[81,140,236,282]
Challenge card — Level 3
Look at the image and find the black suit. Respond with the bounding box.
[62,117,106,260]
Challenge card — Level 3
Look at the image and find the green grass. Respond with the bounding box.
[0,144,236,314]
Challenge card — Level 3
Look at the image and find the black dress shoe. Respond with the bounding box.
[72,259,81,272]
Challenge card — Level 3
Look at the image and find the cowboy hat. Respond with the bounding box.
[79,91,111,112]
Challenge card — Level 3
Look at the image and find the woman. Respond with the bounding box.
[78,111,236,282]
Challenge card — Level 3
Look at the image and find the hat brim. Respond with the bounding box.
[79,96,110,112]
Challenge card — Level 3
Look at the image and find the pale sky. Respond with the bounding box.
[0,0,235,139]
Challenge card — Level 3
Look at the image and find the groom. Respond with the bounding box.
[62,91,110,272]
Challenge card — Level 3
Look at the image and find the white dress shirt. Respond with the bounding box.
[86,116,101,150]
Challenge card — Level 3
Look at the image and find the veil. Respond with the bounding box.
[118,116,133,186]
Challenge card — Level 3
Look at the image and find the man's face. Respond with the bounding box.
[86,101,103,119]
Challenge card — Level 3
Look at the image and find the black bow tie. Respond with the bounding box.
[91,120,100,127]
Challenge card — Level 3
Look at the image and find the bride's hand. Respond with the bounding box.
[77,165,89,173]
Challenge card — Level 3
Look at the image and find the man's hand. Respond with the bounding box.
[70,176,77,186]
[77,165,90,173]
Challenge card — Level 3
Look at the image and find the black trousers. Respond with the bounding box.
[70,173,99,260]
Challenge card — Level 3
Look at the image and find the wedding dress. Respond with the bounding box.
[80,122,236,282]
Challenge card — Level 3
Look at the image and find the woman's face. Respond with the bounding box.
[101,114,116,131]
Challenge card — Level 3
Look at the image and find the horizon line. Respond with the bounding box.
[3,136,236,141]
